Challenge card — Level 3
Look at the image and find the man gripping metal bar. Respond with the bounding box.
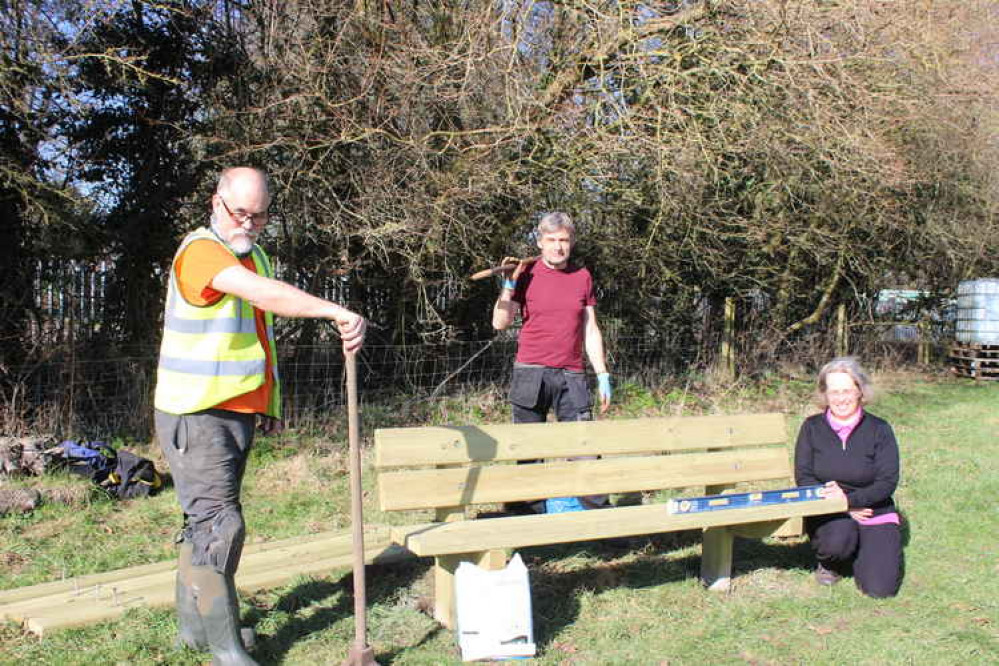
[154,167,366,665]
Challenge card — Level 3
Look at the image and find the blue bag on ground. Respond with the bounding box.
[53,440,117,483]
[545,496,585,513]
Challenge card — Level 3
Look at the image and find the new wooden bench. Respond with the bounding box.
[373,413,846,627]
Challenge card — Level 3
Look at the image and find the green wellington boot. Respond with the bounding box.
[175,542,208,649]
[189,565,258,666]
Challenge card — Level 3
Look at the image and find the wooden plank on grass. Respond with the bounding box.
[4,532,382,618]
[375,413,788,467]
[379,447,793,511]
[0,530,341,607]
[391,497,846,557]
[0,560,177,607]
[1,527,410,636]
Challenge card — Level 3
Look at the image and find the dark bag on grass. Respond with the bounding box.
[107,450,163,499]
[53,440,117,483]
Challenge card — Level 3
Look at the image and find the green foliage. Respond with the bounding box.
[611,381,658,417]
[5,0,998,364]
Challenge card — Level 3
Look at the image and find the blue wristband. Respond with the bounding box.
[597,372,612,400]
[502,279,517,291]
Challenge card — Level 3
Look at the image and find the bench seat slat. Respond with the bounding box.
[392,496,846,557]
[374,414,787,468]
[378,447,792,511]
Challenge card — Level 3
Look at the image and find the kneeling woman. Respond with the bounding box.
[794,357,903,598]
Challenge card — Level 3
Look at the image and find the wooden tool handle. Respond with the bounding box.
[470,263,515,281]
[469,257,537,281]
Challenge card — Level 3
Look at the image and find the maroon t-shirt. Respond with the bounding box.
[512,261,596,371]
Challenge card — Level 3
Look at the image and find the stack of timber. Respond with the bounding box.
[949,341,999,381]
[0,527,409,636]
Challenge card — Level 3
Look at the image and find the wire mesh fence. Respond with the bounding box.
[10,261,959,439]
[0,319,953,441]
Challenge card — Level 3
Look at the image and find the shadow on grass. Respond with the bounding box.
[521,530,841,650]
[376,626,445,665]
[523,530,704,648]
[246,559,432,665]
[244,526,876,661]
[731,535,815,575]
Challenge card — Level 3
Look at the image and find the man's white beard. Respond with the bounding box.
[211,217,254,256]
[228,232,254,256]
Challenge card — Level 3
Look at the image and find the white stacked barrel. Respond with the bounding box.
[956,278,999,344]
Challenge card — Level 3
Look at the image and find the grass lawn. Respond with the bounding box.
[1,372,997,665]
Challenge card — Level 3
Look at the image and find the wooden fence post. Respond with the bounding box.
[918,320,930,365]
[719,297,735,380]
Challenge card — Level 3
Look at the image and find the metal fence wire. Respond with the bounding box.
[0,319,949,441]
[4,261,956,437]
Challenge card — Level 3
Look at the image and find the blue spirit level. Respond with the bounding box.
[666,485,825,514]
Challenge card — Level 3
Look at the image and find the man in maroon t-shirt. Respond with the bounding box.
[492,212,612,512]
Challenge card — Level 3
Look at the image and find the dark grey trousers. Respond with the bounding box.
[806,513,903,598]
[508,364,605,510]
[509,364,592,424]
[155,408,255,575]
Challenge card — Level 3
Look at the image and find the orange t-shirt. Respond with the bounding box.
[174,239,275,414]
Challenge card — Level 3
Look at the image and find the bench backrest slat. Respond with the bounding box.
[378,447,792,511]
[374,413,787,468]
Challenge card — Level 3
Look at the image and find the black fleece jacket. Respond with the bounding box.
[794,411,900,515]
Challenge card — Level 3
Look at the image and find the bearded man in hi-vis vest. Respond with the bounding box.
[154,167,365,665]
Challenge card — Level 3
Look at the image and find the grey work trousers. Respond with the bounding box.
[155,408,256,575]
[509,364,592,424]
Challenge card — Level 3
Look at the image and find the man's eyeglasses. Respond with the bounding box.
[219,196,268,227]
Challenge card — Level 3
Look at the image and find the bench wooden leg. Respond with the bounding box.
[773,516,803,538]
[701,527,733,592]
[433,549,507,628]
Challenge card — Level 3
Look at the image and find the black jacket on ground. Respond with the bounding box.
[794,411,900,515]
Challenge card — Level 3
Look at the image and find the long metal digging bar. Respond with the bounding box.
[342,351,378,666]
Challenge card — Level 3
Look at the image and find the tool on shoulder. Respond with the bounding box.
[667,485,825,514]
[469,257,537,281]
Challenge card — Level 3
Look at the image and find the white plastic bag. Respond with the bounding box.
[455,552,536,662]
